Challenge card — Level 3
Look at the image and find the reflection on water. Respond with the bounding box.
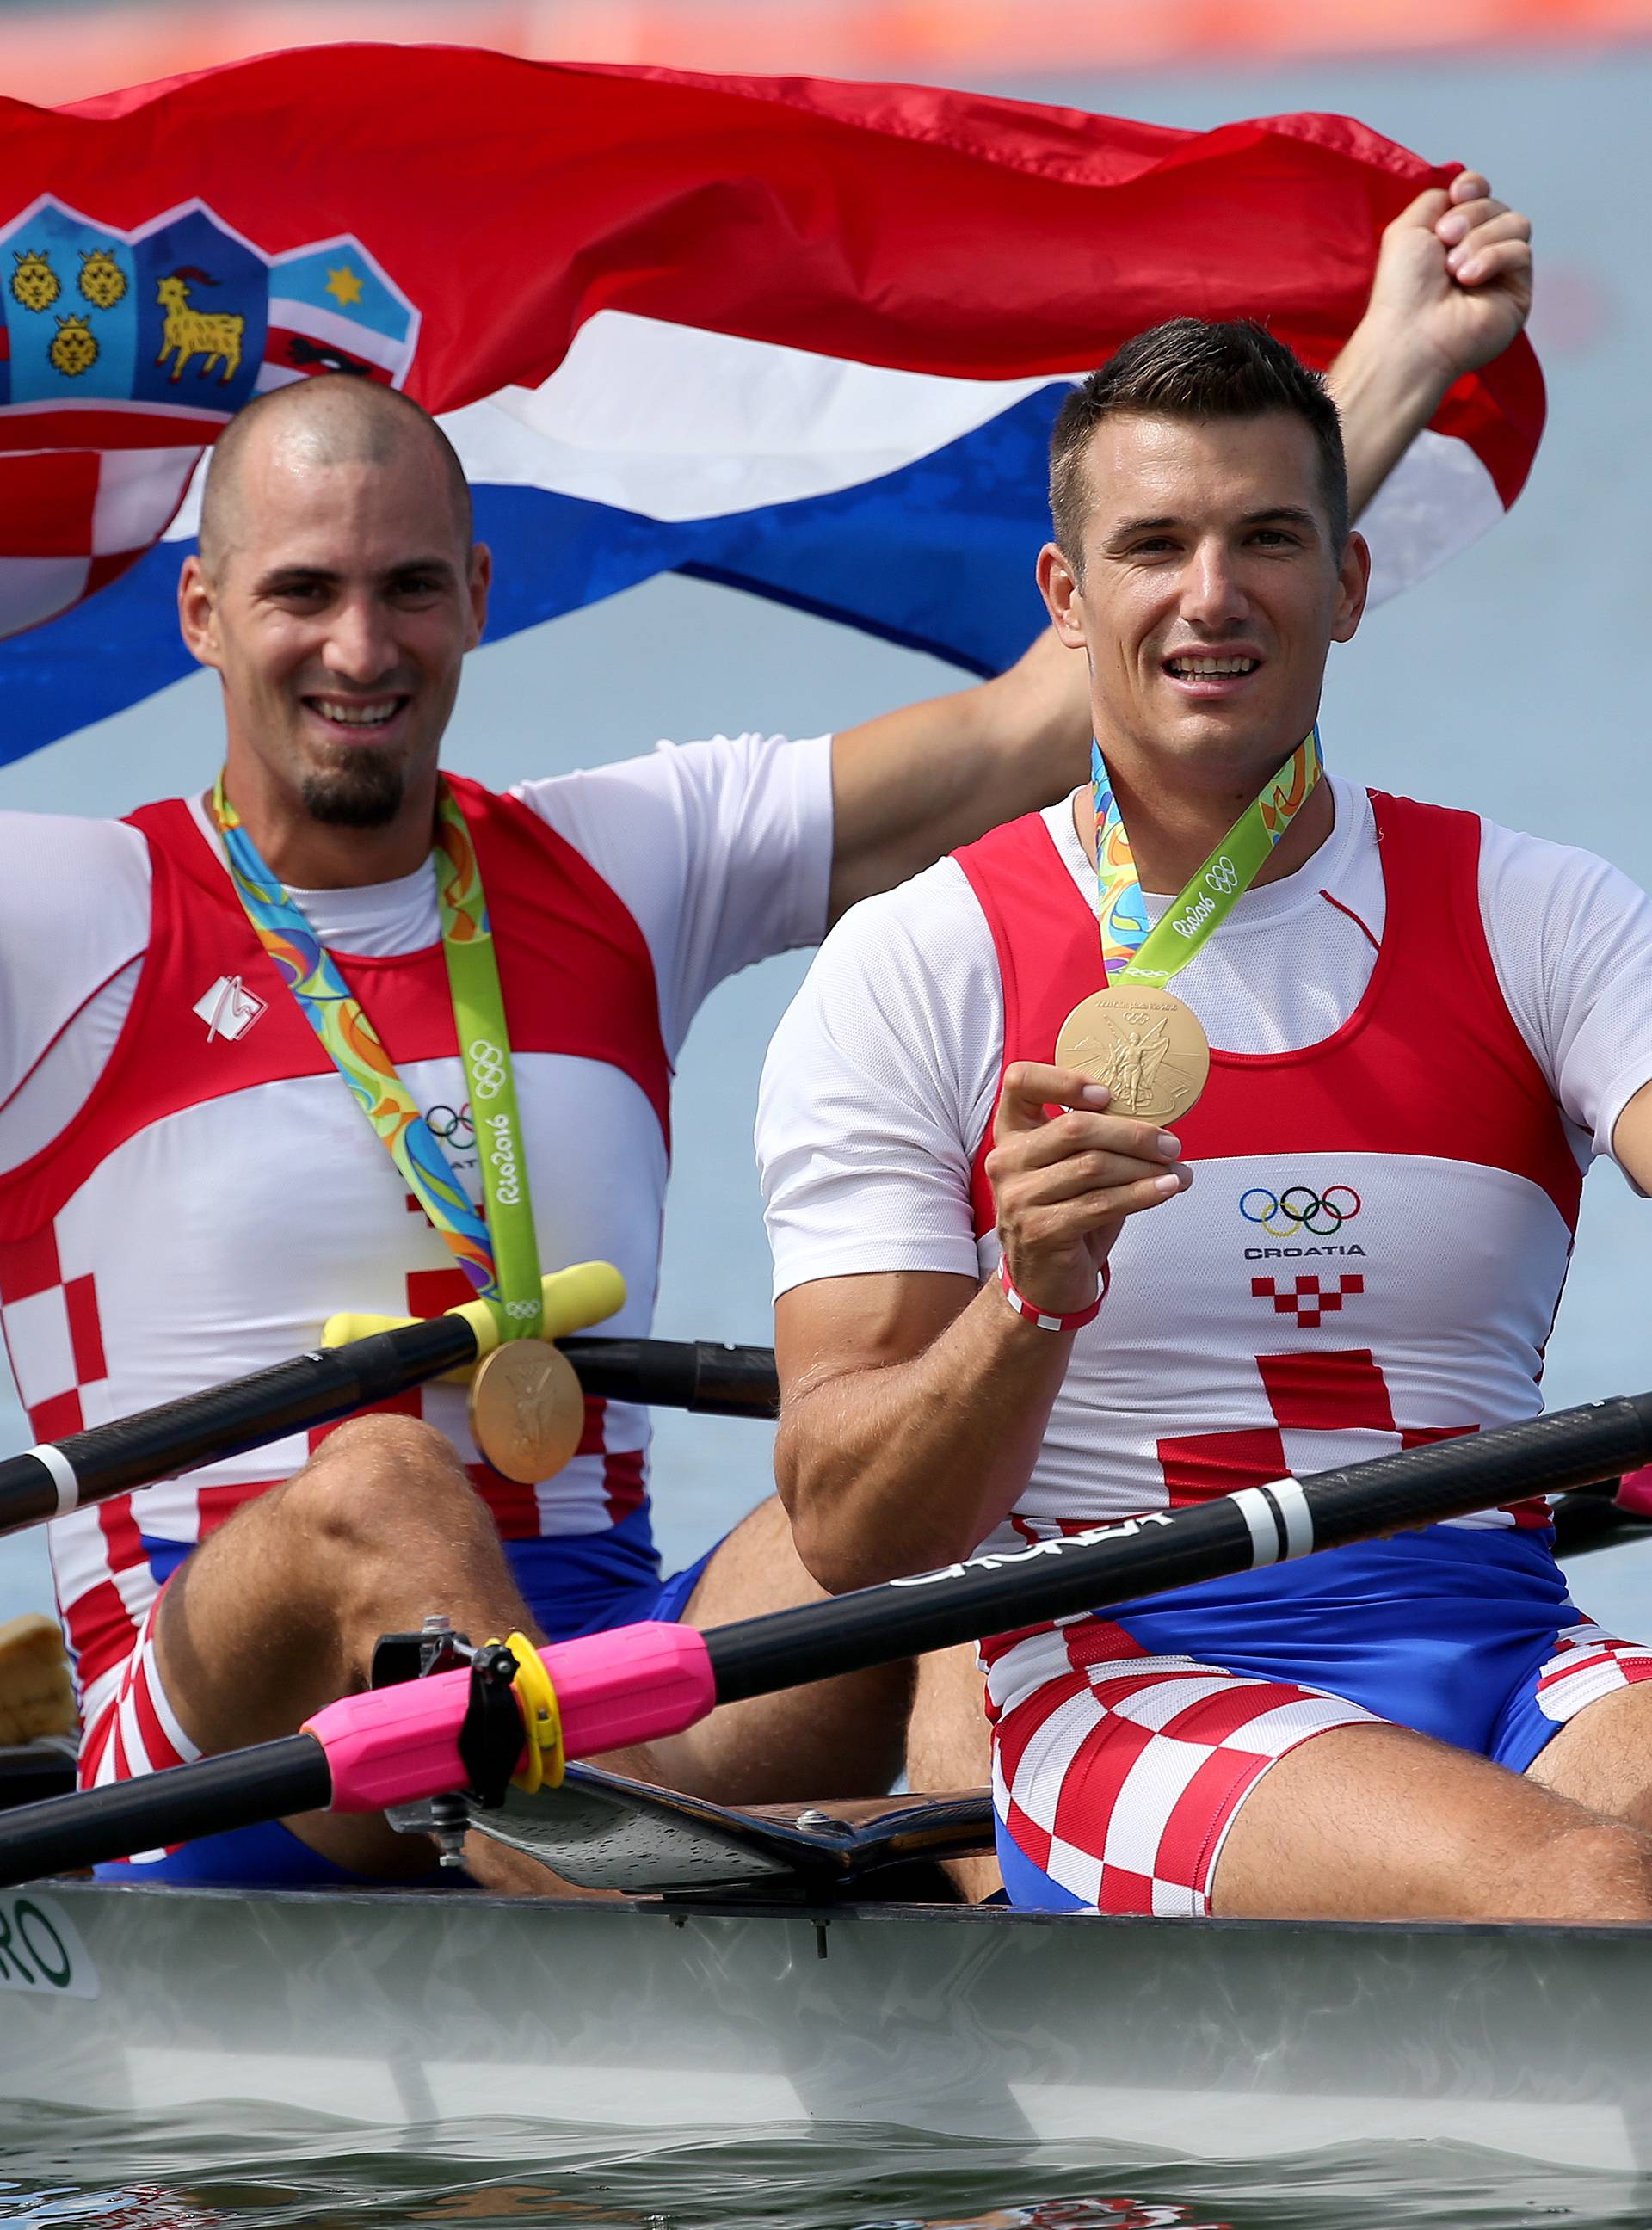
[1,2118,1648,2230]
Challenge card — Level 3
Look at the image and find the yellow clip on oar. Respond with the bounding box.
[489,1630,565,1794]
[321,1260,626,1383]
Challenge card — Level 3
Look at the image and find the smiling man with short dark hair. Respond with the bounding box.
[760,305,1652,1925]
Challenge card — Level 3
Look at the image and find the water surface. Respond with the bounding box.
[3,2116,1649,2229]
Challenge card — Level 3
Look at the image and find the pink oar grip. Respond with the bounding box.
[306,1666,472,1814]
[1618,1465,1652,1518]
[543,1621,718,1758]
[308,1623,718,1814]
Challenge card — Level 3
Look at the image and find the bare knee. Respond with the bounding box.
[281,1414,481,1553]
[1498,1819,1652,1924]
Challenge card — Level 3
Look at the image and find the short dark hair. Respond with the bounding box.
[1048,319,1348,567]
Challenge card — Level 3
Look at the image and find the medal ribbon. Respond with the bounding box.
[1092,727,1323,988]
[210,773,543,1340]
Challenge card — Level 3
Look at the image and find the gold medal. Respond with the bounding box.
[1056,983,1211,1125]
[468,1339,586,1484]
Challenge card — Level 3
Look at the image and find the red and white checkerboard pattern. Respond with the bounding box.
[987,1610,1652,1916]
[0,1221,112,1444]
[78,1594,197,1789]
[1535,1619,1652,1721]
[988,1618,1375,1915]
[0,1223,154,1730]
[1250,1272,1364,1330]
[1150,1346,1550,1531]
[77,1593,199,1863]
[0,443,204,639]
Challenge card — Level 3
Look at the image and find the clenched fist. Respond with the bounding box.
[1365,169,1534,389]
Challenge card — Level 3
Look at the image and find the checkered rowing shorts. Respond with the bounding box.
[988,1592,1652,1917]
[989,1622,1375,1915]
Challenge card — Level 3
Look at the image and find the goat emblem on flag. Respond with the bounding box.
[0,194,418,638]
[1,195,417,410]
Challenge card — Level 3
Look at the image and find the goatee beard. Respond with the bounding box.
[299,748,406,829]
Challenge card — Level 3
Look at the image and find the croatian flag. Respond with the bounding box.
[0,49,1544,765]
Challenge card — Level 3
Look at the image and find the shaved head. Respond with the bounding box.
[197,375,472,580]
[177,371,491,884]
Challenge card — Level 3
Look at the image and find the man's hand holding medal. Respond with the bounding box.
[986,1064,1192,1329]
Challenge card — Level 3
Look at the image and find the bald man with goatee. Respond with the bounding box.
[0,371,1119,1891]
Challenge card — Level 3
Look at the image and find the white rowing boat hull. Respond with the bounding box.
[2,1880,1648,2173]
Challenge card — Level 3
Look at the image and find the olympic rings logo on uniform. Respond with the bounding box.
[467,1039,508,1100]
[1205,854,1239,896]
[425,1103,474,1148]
[1239,1184,1361,1237]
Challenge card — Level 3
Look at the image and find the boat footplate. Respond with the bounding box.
[389,1763,993,1900]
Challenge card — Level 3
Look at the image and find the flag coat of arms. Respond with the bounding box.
[0,47,1544,763]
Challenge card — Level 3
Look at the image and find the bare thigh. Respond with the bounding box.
[1212,1717,1652,1923]
[608,1494,912,1808]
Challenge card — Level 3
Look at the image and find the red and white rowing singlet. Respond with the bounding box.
[0,737,831,1730]
[761,778,1652,1555]
[957,792,1579,1539]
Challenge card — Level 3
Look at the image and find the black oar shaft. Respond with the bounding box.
[0,1736,330,1888]
[0,1317,476,1539]
[0,1331,781,1541]
[558,1339,778,1418]
[707,1392,1652,1702]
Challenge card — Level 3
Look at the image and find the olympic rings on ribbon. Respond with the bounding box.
[1239,1185,1361,1237]
[467,1038,509,1100]
[426,1103,475,1148]
[1205,855,1240,896]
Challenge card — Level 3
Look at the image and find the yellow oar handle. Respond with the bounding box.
[321,1260,626,1382]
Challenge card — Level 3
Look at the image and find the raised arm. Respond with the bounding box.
[823,167,1533,922]
[1328,168,1534,519]
[825,626,1086,921]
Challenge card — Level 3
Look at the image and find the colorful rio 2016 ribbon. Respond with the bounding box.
[210,773,544,1341]
[1091,727,1324,987]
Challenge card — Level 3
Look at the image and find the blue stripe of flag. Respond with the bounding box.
[0,389,1061,763]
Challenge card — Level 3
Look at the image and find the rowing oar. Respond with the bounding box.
[0,1388,1647,1889]
[0,1261,779,1543]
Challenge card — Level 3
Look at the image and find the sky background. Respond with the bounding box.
[2,44,1649,1634]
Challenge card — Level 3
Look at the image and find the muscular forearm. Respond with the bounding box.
[776,1275,1076,1592]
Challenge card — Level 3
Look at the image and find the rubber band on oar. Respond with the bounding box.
[490,1631,564,1794]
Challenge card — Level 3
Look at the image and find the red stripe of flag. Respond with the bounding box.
[0,450,99,559]
[23,48,1539,500]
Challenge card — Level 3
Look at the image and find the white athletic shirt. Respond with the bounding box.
[1,738,829,1174]
[758,775,1652,1545]
[0,734,831,1724]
